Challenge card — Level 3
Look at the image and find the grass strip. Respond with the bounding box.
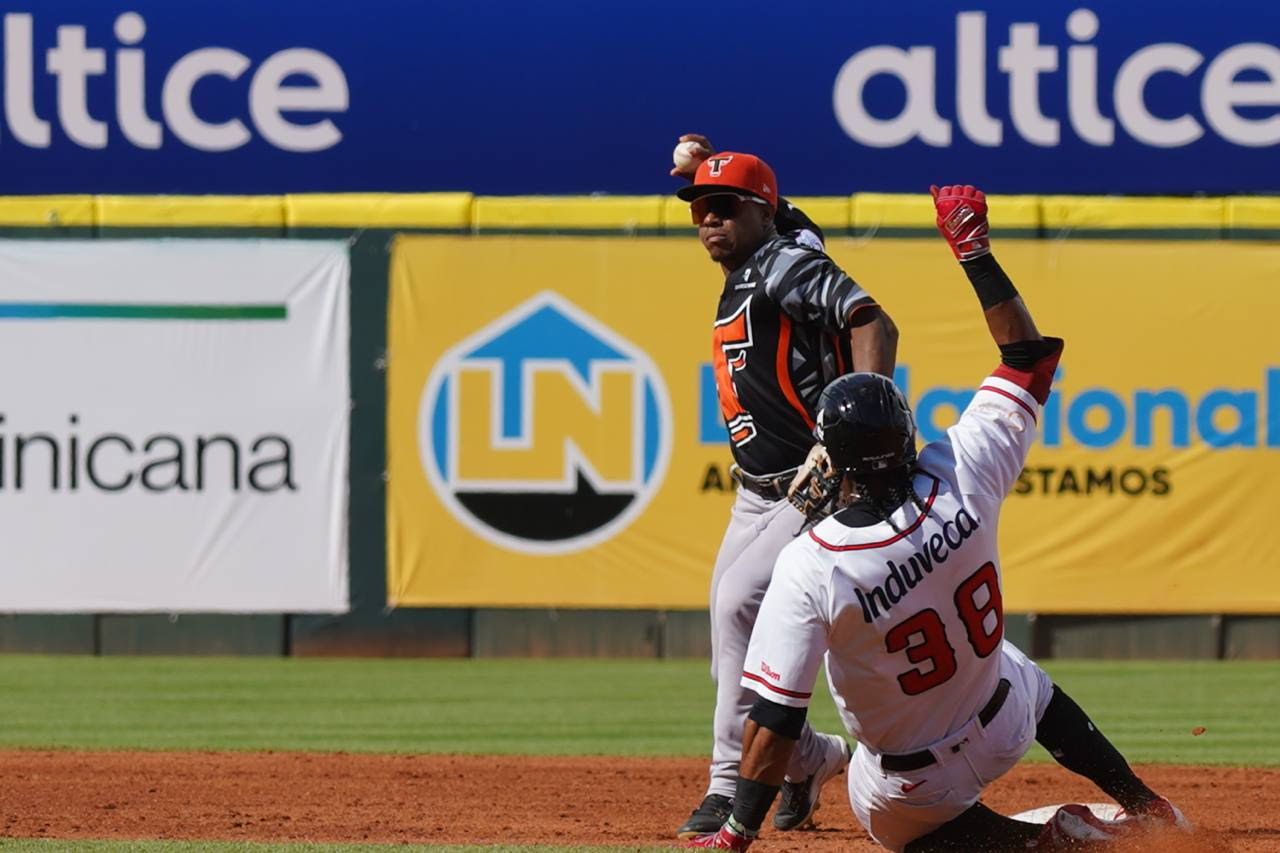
[0,656,1274,765]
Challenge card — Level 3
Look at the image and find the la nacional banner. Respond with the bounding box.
[387,234,1280,614]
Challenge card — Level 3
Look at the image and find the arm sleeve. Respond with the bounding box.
[749,697,808,740]
[764,247,877,334]
[740,546,830,709]
[943,337,1064,499]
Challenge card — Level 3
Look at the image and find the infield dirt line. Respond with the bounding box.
[2,751,1277,851]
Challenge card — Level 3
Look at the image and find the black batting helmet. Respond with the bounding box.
[816,373,917,475]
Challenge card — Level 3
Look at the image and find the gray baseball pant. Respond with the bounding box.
[705,486,836,798]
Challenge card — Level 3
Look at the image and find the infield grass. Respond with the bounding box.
[0,655,1276,765]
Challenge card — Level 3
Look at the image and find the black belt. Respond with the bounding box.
[880,678,1012,773]
[730,464,798,502]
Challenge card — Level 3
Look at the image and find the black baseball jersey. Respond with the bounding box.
[712,232,877,477]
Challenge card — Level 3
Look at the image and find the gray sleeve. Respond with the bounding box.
[762,245,876,333]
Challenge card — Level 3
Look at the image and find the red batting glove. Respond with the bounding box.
[684,820,755,850]
[930,184,991,262]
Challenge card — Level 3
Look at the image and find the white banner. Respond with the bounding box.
[0,240,349,613]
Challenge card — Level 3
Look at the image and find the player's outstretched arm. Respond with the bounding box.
[929,184,1064,498]
[929,184,1041,347]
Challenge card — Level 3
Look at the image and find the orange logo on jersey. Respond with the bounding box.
[712,297,755,445]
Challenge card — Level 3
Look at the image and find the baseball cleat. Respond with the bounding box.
[773,734,852,831]
[676,794,733,840]
[1117,795,1193,832]
[1033,803,1131,848]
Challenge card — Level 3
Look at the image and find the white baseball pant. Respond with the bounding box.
[705,486,835,798]
[847,641,1055,852]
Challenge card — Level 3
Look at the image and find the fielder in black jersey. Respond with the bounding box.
[669,136,898,839]
[710,231,879,475]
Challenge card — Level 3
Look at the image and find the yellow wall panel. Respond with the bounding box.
[96,195,285,227]
[854,192,1039,232]
[1042,195,1225,231]
[853,192,937,230]
[471,195,663,231]
[10,192,1261,233]
[1227,197,1280,229]
[0,195,95,227]
[285,193,472,229]
[985,194,1041,229]
[785,196,852,233]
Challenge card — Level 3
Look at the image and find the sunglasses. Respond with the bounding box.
[690,193,768,225]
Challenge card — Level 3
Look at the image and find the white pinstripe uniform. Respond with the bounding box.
[741,356,1061,851]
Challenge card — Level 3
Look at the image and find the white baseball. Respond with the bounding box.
[673,140,709,172]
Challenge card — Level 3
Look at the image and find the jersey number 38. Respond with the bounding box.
[884,562,1003,696]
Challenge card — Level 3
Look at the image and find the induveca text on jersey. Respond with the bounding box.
[853,506,981,624]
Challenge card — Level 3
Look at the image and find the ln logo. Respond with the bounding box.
[419,292,672,554]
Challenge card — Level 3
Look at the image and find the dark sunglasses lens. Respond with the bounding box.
[691,195,743,224]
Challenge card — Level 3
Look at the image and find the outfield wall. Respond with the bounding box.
[1,193,1279,659]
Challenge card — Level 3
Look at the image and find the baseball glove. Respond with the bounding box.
[787,443,842,523]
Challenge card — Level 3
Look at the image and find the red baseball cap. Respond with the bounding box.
[677,152,778,210]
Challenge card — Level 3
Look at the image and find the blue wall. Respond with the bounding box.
[1,1,1276,195]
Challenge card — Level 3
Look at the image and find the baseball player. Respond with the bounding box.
[686,185,1190,851]
[670,135,899,838]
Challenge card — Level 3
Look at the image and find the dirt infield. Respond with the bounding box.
[1,751,1277,851]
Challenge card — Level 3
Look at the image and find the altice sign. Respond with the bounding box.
[1,11,347,152]
[833,8,1280,149]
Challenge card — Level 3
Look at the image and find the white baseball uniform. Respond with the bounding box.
[741,351,1062,851]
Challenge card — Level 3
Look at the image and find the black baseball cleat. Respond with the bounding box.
[774,735,852,831]
[675,793,733,839]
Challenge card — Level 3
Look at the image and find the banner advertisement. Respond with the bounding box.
[2,1,1275,195]
[387,235,1280,614]
[0,240,350,613]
